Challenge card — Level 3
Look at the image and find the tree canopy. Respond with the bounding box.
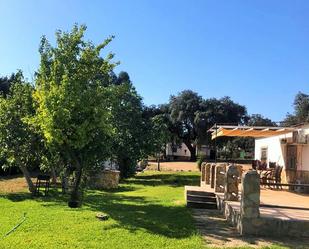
[284,92,309,125]
[33,25,117,204]
[0,73,40,192]
[163,90,248,160]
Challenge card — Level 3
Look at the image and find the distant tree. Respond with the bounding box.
[220,114,276,159]
[109,81,150,178]
[0,72,23,98]
[150,114,172,170]
[248,114,277,126]
[168,90,204,161]
[284,92,309,126]
[33,25,116,206]
[167,91,247,160]
[0,73,40,192]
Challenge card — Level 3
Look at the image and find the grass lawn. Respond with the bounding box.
[0,171,203,249]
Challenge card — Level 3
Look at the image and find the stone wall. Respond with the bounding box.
[90,170,120,189]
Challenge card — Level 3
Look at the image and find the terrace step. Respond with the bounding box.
[186,189,217,209]
[186,190,216,197]
[187,200,217,209]
[187,194,216,203]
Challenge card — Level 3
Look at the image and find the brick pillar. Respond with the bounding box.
[205,163,211,185]
[215,163,226,193]
[224,164,239,201]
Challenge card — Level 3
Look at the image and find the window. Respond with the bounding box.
[260,147,268,163]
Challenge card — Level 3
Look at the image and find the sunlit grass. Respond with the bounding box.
[0,171,202,249]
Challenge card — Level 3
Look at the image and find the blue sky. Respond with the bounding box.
[0,0,308,121]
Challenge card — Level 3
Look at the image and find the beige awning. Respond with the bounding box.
[209,125,295,140]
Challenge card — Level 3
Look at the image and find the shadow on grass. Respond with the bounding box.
[85,192,198,239]
[126,173,200,187]
[0,173,201,239]
[0,191,197,239]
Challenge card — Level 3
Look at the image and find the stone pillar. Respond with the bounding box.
[234,164,244,183]
[215,163,227,193]
[205,163,211,185]
[200,162,206,185]
[224,164,239,201]
[241,170,260,218]
[239,170,261,235]
[210,164,216,188]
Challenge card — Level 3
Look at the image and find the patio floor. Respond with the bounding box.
[187,185,309,221]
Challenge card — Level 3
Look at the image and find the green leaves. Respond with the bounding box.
[35,25,116,165]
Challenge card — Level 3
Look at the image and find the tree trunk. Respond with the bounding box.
[184,141,197,161]
[157,152,161,171]
[70,166,82,203]
[50,166,57,185]
[69,152,83,207]
[19,164,35,193]
[61,168,69,194]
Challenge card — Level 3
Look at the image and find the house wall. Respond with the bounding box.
[166,143,191,159]
[254,134,290,168]
[255,125,309,183]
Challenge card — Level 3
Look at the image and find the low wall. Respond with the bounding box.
[216,194,309,238]
[89,170,120,189]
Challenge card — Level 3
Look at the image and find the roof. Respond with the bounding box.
[209,125,295,140]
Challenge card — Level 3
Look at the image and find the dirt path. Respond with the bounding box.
[192,209,309,248]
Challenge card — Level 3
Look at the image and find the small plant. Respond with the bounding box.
[196,155,206,171]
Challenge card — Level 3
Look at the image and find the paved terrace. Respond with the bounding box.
[186,185,309,221]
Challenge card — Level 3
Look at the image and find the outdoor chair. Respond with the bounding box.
[264,166,283,189]
[34,174,51,196]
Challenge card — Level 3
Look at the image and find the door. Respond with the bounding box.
[286,145,297,170]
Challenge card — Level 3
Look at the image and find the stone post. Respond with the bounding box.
[215,163,226,193]
[210,164,216,188]
[224,164,239,201]
[200,162,206,185]
[205,163,211,185]
[239,170,261,235]
[234,164,244,183]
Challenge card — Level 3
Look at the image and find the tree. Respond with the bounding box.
[284,92,309,126]
[150,114,172,170]
[0,72,23,98]
[0,73,40,192]
[219,114,276,159]
[168,90,203,160]
[33,25,116,206]
[109,80,150,178]
[166,91,248,160]
[248,114,277,126]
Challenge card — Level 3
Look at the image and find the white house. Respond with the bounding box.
[209,124,309,184]
[165,143,191,160]
[255,124,309,184]
[165,143,210,160]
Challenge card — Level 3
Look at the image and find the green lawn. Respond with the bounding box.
[0,171,203,249]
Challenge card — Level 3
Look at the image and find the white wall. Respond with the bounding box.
[255,126,309,171]
[166,143,191,157]
[255,135,288,168]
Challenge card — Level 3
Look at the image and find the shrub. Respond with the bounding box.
[196,155,206,171]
